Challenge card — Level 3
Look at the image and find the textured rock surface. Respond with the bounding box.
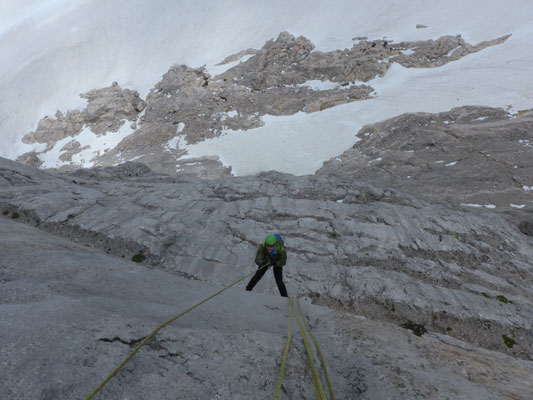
[318,107,533,216]
[2,155,533,362]
[16,32,509,177]
[2,160,533,399]
[4,216,533,399]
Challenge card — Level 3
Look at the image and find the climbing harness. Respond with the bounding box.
[86,264,269,400]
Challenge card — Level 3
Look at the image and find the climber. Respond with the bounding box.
[246,234,288,297]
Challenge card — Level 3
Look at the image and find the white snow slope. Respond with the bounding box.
[1,0,533,175]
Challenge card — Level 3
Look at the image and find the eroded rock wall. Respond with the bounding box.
[2,157,532,362]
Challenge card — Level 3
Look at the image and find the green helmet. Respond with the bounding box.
[265,234,277,246]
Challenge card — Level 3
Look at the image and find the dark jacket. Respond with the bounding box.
[255,237,287,268]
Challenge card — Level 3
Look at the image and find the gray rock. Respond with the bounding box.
[2,158,533,399]
[519,220,533,236]
[17,83,146,166]
[391,34,510,68]
[2,157,533,359]
[318,106,533,214]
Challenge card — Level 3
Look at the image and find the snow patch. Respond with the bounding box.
[70,121,136,168]
[39,121,135,168]
[459,203,500,209]
[510,203,526,209]
[128,154,144,162]
[38,137,76,169]
[166,135,185,152]
[179,110,363,176]
[445,45,461,57]
[296,80,339,91]
[208,54,256,76]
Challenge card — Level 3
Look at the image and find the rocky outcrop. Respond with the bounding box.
[318,106,533,219]
[94,57,373,176]
[16,32,509,177]
[21,83,145,145]
[217,32,510,86]
[390,34,511,68]
[17,83,146,168]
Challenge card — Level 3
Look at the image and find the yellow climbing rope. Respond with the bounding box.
[297,300,335,400]
[85,264,269,400]
[275,298,335,400]
[86,263,336,400]
[292,299,327,400]
[274,297,293,399]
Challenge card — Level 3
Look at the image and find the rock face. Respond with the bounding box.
[318,107,533,216]
[16,32,509,177]
[2,156,533,398]
[5,216,533,400]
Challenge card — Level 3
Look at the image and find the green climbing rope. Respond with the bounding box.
[274,297,293,399]
[85,264,269,400]
[297,300,335,400]
[292,299,327,400]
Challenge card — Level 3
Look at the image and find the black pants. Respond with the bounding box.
[246,265,288,297]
